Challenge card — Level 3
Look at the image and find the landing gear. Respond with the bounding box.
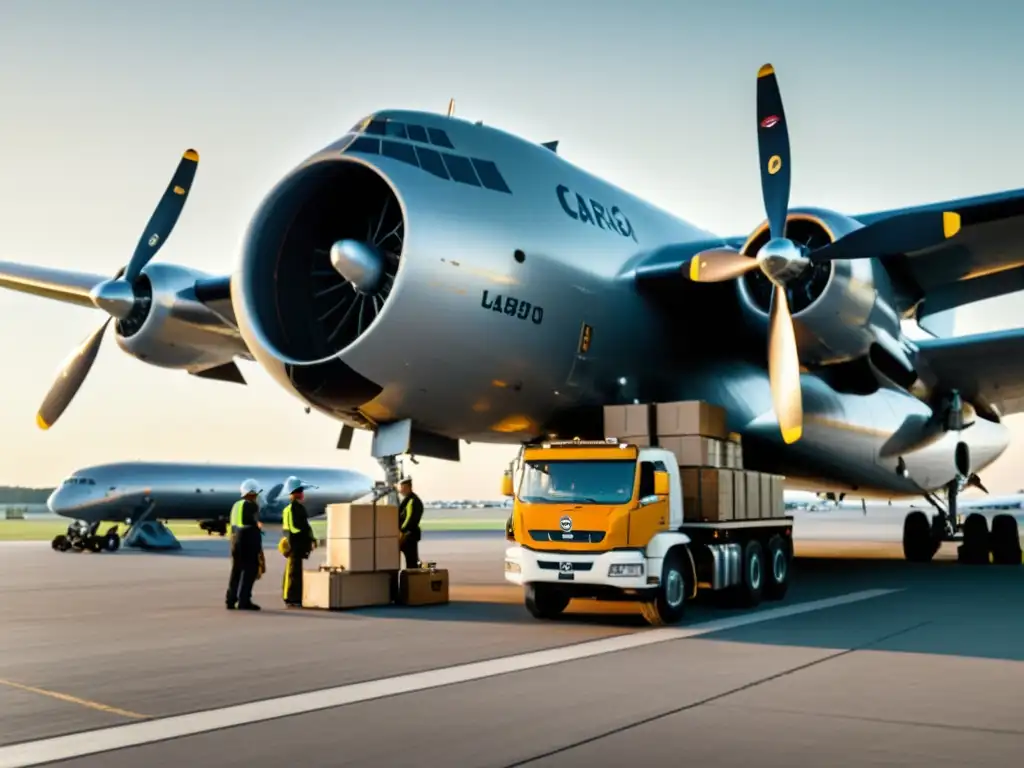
[991,514,1022,565]
[51,521,121,553]
[377,455,405,506]
[199,519,227,537]
[902,510,940,562]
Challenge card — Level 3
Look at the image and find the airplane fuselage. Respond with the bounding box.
[230,110,1010,498]
[47,462,376,525]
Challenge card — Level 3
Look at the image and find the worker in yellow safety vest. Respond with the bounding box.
[397,476,424,569]
[226,479,264,611]
[281,476,317,608]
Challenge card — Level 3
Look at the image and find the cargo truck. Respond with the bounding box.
[502,436,794,626]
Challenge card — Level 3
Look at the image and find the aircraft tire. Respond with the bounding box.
[52,535,69,552]
[640,548,688,626]
[902,511,938,562]
[763,535,791,601]
[957,513,990,565]
[524,584,570,620]
[105,532,121,552]
[990,514,1022,565]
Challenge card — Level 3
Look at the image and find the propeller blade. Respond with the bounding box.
[767,285,803,444]
[756,64,792,241]
[687,248,759,282]
[809,210,961,262]
[123,149,200,284]
[36,318,111,431]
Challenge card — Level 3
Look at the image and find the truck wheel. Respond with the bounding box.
[737,540,765,608]
[524,584,571,620]
[763,535,790,601]
[640,549,687,626]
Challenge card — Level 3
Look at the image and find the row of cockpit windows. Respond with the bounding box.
[346,136,512,194]
[61,477,96,486]
[344,117,512,194]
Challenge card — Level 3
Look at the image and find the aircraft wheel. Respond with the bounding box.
[957,513,990,564]
[640,548,688,626]
[990,514,1022,565]
[524,584,571,620]
[763,535,791,601]
[51,535,70,552]
[902,511,938,562]
[87,536,103,553]
[105,532,121,552]
[71,538,85,551]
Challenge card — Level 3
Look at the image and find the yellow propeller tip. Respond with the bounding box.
[183,149,199,162]
[781,425,802,444]
[758,63,775,78]
[942,211,961,239]
[688,258,702,281]
[36,413,50,431]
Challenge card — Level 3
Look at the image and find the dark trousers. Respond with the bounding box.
[227,529,260,606]
[400,531,420,569]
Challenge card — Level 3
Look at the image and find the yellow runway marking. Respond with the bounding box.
[0,677,147,720]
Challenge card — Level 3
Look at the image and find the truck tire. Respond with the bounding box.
[737,540,765,608]
[640,548,687,626]
[764,535,790,601]
[524,584,571,620]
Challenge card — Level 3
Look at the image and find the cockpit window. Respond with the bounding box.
[518,460,636,505]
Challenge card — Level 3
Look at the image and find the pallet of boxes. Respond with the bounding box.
[301,502,400,610]
[606,400,786,522]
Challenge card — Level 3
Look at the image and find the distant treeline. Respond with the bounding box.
[0,487,54,504]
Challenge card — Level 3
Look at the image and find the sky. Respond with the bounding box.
[2,0,1024,499]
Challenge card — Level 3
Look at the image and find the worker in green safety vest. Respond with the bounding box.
[281,476,317,607]
[226,478,264,611]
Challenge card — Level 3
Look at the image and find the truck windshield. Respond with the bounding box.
[518,459,636,505]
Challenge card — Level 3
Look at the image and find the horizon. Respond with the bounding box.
[2,0,1024,500]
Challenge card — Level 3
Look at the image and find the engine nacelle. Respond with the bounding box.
[113,262,247,371]
[736,207,913,379]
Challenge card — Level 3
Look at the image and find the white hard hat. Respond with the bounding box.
[239,478,262,497]
[283,476,315,496]
[398,476,412,485]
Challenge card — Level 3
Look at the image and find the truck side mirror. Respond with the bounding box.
[653,470,669,497]
[501,471,514,497]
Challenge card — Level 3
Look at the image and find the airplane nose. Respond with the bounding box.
[46,487,65,515]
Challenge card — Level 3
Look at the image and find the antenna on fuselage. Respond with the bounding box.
[447,98,455,117]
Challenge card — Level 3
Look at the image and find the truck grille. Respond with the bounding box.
[538,561,594,571]
[528,530,606,544]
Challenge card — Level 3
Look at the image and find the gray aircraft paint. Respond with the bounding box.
[47,462,375,525]
[2,107,1021,501]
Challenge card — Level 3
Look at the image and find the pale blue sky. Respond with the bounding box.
[2,0,1023,497]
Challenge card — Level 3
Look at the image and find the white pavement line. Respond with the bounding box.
[0,588,898,768]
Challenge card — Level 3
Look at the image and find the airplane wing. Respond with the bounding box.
[914,327,1024,418]
[853,187,1024,332]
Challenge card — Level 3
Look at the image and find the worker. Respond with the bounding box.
[397,475,424,569]
[281,476,317,608]
[226,478,263,611]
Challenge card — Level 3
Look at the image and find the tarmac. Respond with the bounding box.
[0,505,1022,767]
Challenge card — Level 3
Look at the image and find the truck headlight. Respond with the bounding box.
[504,560,521,573]
[608,563,643,577]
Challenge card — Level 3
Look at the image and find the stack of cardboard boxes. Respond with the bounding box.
[301,502,400,610]
[603,401,785,523]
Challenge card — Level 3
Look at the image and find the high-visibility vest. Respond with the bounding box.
[282,504,299,534]
[230,500,248,528]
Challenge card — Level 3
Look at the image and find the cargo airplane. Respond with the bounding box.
[48,462,375,552]
[4,63,1024,566]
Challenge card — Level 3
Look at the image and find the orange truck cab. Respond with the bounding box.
[502,438,794,626]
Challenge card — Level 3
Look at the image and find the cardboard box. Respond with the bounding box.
[655,401,728,440]
[326,503,375,540]
[732,469,747,520]
[374,504,400,538]
[744,471,761,520]
[603,404,653,438]
[302,569,391,610]
[770,475,785,518]
[375,536,400,571]
[681,467,734,523]
[325,537,375,572]
[660,435,723,467]
[759,473,772,519]
[399,568,450,606]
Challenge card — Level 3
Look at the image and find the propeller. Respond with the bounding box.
[687,63,962,444]
[36,149,199,430]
